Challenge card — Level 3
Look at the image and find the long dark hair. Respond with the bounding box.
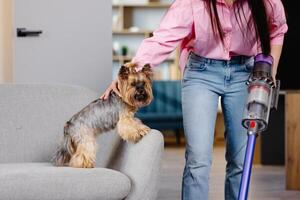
[205,0,271,55]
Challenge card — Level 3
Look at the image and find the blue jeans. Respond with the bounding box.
[181,52,254,200]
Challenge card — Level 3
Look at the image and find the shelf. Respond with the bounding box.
[113,55,175,62]
[113,29,153,35]
[113,2,172,8]
[112,1,182,80]
[113,55,133,61]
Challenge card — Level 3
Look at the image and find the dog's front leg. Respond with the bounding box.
[117,113,150,143]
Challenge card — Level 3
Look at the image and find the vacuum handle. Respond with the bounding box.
[271,80,280,110]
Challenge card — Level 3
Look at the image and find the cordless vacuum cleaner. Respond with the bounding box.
[238,53,280,200]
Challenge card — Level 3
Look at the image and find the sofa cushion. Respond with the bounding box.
[0,162,131,200]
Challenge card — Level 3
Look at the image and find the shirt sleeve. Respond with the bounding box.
[267,0,288,45]
[132,0,193,70]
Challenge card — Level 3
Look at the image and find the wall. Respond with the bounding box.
[12,0,112,94]
[1,0,112,93]
[0,0,13,83]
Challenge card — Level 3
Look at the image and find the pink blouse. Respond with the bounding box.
[132,0,288,72]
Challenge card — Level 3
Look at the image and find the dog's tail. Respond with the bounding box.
[52,123,75,166]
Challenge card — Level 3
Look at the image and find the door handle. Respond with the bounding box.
[17,28,43,37]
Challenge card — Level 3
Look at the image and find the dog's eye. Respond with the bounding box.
[131,82,136,86]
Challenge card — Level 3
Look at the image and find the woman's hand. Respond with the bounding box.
[100,78,121,100]
[272,72,277,88]
[270,44,283,88]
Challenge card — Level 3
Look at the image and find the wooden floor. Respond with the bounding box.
[157,146,300,200]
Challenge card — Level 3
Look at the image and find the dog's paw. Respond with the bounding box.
[69,159,95,168]
[117,120,151,143]
[69,154,95,168]
[120,134,138,143]
[138,125,150,137]
[130,125,150,143]
[132,133,143,143]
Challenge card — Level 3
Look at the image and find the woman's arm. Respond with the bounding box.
[131,0,194,70]
[101,0,193,99]
[266,0,288,84]
[270,44,283,83]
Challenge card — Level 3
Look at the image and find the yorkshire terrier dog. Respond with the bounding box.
[52,64,153,168]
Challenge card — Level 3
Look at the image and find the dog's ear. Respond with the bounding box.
[118,65,130,80]
[141,64,153,80]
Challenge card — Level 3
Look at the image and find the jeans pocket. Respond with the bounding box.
[182,60,207,85]
[187,60,207,72]
[243,58,254,72]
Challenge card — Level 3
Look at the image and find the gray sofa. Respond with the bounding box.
[0,83,164,200]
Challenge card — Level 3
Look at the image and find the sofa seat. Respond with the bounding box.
[0,162,131,200]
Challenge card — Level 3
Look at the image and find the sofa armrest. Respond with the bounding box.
[108,129,164,200]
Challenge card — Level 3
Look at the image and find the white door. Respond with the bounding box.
[12,0,112,94]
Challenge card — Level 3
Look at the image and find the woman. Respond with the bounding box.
[101,0,288,199]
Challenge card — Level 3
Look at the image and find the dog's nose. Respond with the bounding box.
[136,83,145,94]
[137,87,144,93]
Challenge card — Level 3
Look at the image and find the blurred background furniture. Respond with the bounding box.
[0,83,164,200]
[112,0,181,81]
[285,91,300,190]
[136,80,183,145]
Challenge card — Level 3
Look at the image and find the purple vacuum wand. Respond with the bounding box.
[238,53,280,200]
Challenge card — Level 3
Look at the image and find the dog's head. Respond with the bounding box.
[118,64,153,108]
